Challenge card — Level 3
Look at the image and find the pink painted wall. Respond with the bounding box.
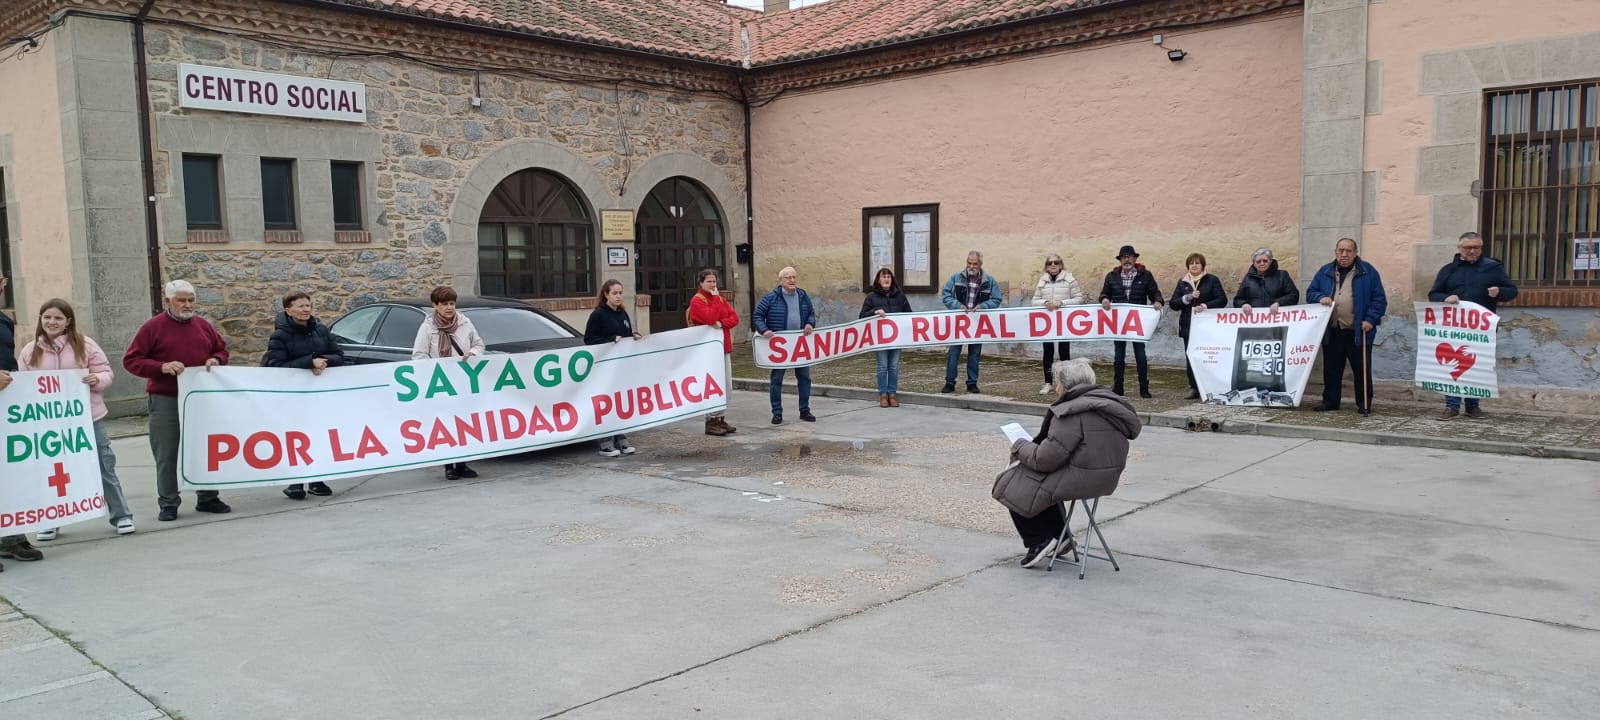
[0,43,70,344]
[751,12,1304,314]
[1364,0,1600,298]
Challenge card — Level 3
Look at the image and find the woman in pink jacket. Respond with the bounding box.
[18,299,135,539]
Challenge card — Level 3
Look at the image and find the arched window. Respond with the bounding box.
[637,177,725,331]
[477,169,594,298]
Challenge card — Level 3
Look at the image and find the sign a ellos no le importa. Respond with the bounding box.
[179,64,366,123]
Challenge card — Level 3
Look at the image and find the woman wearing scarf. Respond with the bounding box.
[1031,253,1084,395]
[1169,253,1229,399]
[411,286,486,480]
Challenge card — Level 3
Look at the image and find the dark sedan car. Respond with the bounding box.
[328,296,584,364]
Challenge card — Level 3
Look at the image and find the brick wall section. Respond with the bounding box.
[143,25,744,360]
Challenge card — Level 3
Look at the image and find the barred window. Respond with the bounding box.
[477,169,594,299]
[1481,81,1600,289]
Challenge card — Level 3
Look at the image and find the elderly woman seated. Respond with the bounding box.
[992,357,1142,568]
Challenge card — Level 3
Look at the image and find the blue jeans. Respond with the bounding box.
[946,344,982,385]
[875,349,902,394]
[770,367,812,414]
[93,420,133,525]
[1444,396,1481,411]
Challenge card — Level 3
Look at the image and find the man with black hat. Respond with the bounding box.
[1098,245,1164,398]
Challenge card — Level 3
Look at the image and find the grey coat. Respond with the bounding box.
[992,385,1142,518]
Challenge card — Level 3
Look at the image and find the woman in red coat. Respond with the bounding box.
[687,268,740,436]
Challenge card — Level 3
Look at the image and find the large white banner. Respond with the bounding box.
[753,304,1162,369]
[1,370,108,534]
[179,64,367,122]
[1414,301,1499,399]
[178,328,728,488]
[1186,304,1332,407]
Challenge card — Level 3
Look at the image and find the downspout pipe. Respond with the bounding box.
[133,0,163,314]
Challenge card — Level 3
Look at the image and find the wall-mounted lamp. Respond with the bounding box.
[1153,34,1186,62]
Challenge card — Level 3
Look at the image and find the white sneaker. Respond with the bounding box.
[616,438,636,455]
[598,446,622,458]
[35,528,59,541]
[116,519,136,535]
[1039,383,1053,395]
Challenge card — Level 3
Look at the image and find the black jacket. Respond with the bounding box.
[1098,265,1163,305]
[0,313,16,372]
[1427,254,1519,312]
[1169,274,1229,335]
[584,304,634,345]
[1232,260,1300,308]
[859,285,913,318]
[263,312,345,369]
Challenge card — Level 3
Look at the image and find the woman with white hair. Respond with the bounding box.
[991,358,1142,568]
[1232,248,1299,312]
[1031,253,1083,395]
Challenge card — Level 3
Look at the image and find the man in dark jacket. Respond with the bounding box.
[0,275,45,565]
[940,251,1002,394]
[754,266,817,424]
[1097,245,1164,398]
[264,291,344,499]
[1306,238,1387,416]
[1427,231,1518,420]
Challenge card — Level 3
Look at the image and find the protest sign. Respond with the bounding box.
[1,370,108,534]
[1185,304,1332,407]
[1414,301,1499,399]
[178,327,728,488]
[752,304,1161,369]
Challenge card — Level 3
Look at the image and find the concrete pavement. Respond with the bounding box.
[3,389,1596,719]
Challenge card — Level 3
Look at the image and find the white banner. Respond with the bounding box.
[1,370,108,534]
[1414,301,1499,399]
[753,304,1162,369]
[179,64,366,122]
[1186,304,1332,407]
[177,328,728,488]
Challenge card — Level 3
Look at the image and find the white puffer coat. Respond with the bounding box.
[1033,271,1085,307]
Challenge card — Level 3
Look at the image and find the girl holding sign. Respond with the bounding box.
[16,299,136,541]
[585,279,642,457]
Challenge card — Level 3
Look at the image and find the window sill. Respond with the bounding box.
[264,230,303,244]
[1503,288,1600,308]
[186,229,229,244]
[335,230,371,243]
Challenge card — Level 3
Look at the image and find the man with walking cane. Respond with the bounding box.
[1306,237,1386,415]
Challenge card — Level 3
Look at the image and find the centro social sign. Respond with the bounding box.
[179,64,366,123]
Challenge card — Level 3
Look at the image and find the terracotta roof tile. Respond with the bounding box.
[747,0,1118,65]
[314,0,1124,67]
[323,0,753,64]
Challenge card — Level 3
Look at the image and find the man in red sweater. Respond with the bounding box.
[124,280,232,521]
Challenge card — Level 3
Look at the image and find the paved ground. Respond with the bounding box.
[4,389,1597,719]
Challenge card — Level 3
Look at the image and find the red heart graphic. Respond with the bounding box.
[1434,343,1476,381]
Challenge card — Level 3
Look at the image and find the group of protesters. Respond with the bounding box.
[0,231,1517,569]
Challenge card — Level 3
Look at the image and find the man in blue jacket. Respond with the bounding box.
[1306,237,1387,416]
[1427,231,1518,420]
[754,266,817,424]
[940,251,1002,393]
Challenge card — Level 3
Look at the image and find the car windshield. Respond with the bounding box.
[462,307,571,345]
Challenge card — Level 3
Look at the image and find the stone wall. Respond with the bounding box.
[141,23,746,360]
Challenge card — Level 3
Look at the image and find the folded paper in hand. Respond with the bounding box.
[1000,422,1029,470]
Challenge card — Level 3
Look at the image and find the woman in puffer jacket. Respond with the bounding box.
[1232,248,1300,312]
[17,299,136,541]
[264,291,345,498]
[1031,253,1084,395]
[992,358,1141,568]
[859,267,913,407]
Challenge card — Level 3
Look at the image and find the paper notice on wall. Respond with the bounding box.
[911,252,929,272]
[1575,238,1599,271]
[903,212,929,233]
[869,217,895,275]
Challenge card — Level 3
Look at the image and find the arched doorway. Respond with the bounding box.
[477,169,595,298]
[637,177,725,331]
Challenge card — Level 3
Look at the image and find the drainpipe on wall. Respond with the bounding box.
[134,0,163,314]
[740,76,756,316]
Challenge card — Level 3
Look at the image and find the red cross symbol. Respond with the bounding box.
[47,463,72,498]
